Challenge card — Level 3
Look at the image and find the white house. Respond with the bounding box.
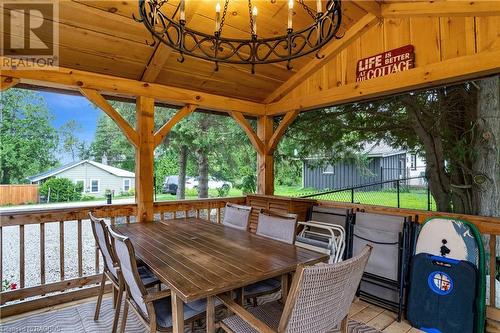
[27,160,135,197]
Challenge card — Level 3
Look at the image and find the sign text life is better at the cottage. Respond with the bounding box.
[356,45,415,82]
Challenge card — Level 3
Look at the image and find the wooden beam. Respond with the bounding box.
[1,59,266,115]
[154,104,197,147]
[382,1,500,17]
[267,110,299,154]
[229,111,265,156]
[0,76,20,91]
[135,96,155,223]
[263,13,379,104]
[266,50,500,115]
[352,1,381,17]
[141,2,201,82]
[142,43,174,83]
[257,116,274,195]
[79,88,139,147]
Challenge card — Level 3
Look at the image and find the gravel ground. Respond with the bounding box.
[2,220,103,288]
[2,210,217,290]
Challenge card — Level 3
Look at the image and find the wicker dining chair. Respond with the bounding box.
[89,213,160,333]
[219,245,372,333]
[244,210,298,305]
[108,226,215,333]
[222,203,253,231]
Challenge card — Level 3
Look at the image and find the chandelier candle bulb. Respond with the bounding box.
[180,0,185,21]
[252,6,258,35]
[316,0,322,13]
[288,0,293,30]
[215,3,221,32]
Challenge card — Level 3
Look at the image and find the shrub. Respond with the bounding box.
[39,178,83,202]
[235,174,256,194]
[81,195,96,201]
[216,184,231,197]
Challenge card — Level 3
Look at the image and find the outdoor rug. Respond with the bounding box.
[0,297,382,333]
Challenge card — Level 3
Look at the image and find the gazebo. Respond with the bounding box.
[1,0,499,332]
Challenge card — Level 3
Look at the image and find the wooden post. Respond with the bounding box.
[257,116,274,195]
[136,96,155,222]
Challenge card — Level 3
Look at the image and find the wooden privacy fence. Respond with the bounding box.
[0,185,39,206]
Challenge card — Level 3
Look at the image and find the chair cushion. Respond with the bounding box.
[138,266,160,287]
[153,297,218,329]
[244,278,281,296]
[222,301,283,333]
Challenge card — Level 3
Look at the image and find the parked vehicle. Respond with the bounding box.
[190,177,232,191]
[162,175,231,195]
[162,175,179,195]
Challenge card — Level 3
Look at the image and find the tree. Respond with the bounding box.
[89,101,135,171]
[472,76,499,217]
[0,89,59,184]
[59,120,82,161]
[282,76,500,215]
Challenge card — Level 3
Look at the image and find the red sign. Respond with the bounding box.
[356,45,415,82]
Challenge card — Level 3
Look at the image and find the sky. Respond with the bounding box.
[38,91,101,163]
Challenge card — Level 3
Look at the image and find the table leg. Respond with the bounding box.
[206,295,215,333]
[281,274,289,303]
[171,291,184,333]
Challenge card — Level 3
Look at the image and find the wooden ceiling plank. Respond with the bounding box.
[263,13,379,103]
[229,111,265,155]
[1,58,266,115]
[0,76,20,92]
[382,1,500,17]
[79,88,139,147]
[352,1,382,17]
[154,104,197,147]
[266,49,500,115]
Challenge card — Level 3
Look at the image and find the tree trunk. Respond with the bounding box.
[196,148,209,198]
[405,99,453,212]
[176,145,188,200]
[472,76,500,217]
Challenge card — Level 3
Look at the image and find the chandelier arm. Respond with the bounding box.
[138,0,342,67]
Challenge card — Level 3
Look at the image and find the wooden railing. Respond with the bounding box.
[0,197,245,317]
[317,200,500,326]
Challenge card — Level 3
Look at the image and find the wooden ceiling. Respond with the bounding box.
[2,0,376,102]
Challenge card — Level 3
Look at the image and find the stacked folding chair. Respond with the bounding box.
[295,206,353,263]
[350,212,416,321]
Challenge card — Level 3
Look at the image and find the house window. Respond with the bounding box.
[410,154,417,170]
[75,179,85,192]
[123,179,131,192]
[90,179,100,193]
[323,165,335,174]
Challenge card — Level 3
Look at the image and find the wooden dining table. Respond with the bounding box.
[114,218,328,333]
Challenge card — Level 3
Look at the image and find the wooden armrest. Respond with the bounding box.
[143,288,171,303]
[217,294,276,333]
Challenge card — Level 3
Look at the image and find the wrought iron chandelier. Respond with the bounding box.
[136,0,342,73]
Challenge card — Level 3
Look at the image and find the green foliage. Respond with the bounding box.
[81,194,97,201]
[216,184,231,197]
[40,178,83,202]
[89,101,136,171]
[235,174,256,194]
[59,119,82,162]
[0,89,59,184]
